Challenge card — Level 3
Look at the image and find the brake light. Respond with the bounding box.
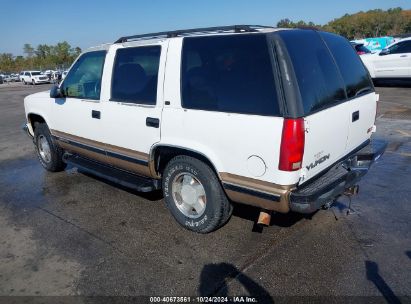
[279,118,305,171]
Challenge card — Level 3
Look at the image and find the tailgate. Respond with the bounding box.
[300,102,351,184]
[300,93,376,184]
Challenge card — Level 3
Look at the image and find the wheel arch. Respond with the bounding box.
[27,113,49,134]
[150,145,223,181]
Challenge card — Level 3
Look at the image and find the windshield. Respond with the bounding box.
[31,72,41,76]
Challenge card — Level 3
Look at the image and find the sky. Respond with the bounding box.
[1,0,410,55]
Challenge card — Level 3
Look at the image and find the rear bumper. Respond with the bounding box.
[289,139,387,213]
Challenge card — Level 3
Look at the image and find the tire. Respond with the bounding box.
[34,123,66,172]
[32,80,35,85]
[22,80,26,85]
[162,155,232,233]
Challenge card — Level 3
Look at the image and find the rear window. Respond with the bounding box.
[278,30,346,115]
[321,32,373,98]
[181,34,280,116]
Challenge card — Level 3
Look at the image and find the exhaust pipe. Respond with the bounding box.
[257,209,272,226]
[344,185,359,196]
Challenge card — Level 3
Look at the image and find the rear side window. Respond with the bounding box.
[278,30,346,115]
[181,34,280,116]
[321,32,373,98]
[111,46,161,105]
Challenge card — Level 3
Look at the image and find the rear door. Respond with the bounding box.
[277,30,351,183]
[98,41,167,177]
[320,32,377,154]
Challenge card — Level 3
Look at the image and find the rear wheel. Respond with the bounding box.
[34,123,66,172]
[22,79,26,85]
[32,79,35,85]
[162,155,232,233]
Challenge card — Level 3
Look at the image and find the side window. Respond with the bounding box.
[61,51,106,100]
[278,30,346,115]
[181,34,280,116]
[111,46,161,105]
[25,72,29,76]
[321,32,373,98]
[389,41,411,54]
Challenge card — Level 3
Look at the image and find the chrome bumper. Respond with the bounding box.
[289,139,387,213]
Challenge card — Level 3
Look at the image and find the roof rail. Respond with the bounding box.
[114,25,274,43]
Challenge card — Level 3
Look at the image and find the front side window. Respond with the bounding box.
[321,32,373,98]
[111,46,161,105]
[181,34,280,116]
[61,50,106,100]
[278,30,346,115]
[388,41,411,54]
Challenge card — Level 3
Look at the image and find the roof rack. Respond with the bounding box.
[114,25,274,43]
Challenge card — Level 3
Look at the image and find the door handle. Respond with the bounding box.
[146,117,160,128]
[352,111,359,122]
[92,110,101,119]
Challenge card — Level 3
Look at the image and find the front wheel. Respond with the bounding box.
[32,80,35,85]
[34,123,66,172]
[162,155,232,233]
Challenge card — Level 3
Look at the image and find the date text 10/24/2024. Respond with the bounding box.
[150,296,258,303]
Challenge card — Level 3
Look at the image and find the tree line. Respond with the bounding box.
[2,7,411,73]
[277,7,411,39]
[0,41,81,73]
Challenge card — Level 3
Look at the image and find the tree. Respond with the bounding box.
[23,44,34,58]
[276,8,411,40]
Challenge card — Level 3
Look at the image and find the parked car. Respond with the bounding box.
[361,37,411,79]
[2,75,12,82]
[20,71,50,85]
[23,26,386,233]
[3,74,20,82]
[61,70,68,80]
[351,42,371,55]
[10,74,20,82]
[42,70,54,81]
[52,71,62,83]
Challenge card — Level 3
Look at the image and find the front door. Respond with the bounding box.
[51,50,109,165]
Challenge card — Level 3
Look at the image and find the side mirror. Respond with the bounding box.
[50,85,63,98]
[379,49,390,56]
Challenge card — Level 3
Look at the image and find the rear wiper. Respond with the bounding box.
[355,86,373,97]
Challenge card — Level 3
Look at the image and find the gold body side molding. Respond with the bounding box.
[220,172,295,213]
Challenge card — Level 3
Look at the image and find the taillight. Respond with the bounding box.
[279,118,305,171]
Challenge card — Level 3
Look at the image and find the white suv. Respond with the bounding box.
[20,70,50,85]
[361,37,411,79]
[22,26,386,233]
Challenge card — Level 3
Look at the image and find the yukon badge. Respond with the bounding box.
[306,154,330,171]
